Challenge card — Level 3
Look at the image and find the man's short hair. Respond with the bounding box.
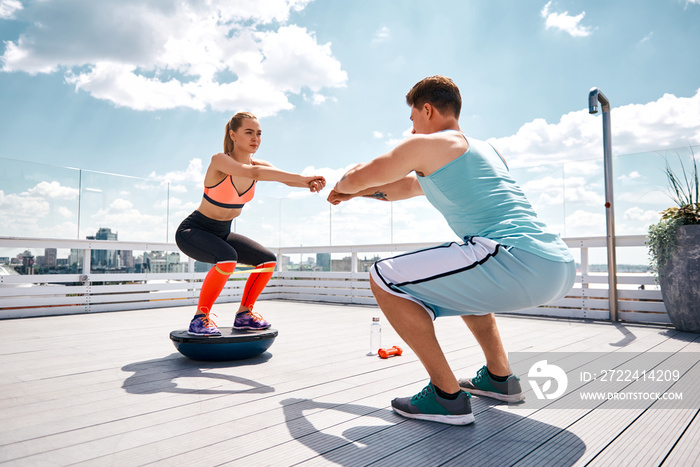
[406,75,462,119]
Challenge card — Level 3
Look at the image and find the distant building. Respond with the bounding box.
[69,249,82,268]
[119,250,134,269]
[316,253,330,271]
[279,255,291,270]
[16,250,34,274]
[44,248,57,268]
[142,251,186,273]
[89,227,118,268]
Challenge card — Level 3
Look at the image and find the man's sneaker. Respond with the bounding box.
[391,382,474,425]
[233,311,271,330]
[188,313,221,336]
[458,365,524,402]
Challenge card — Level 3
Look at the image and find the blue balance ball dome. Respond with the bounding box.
[170,327,278,361]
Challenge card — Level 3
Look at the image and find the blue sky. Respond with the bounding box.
[1,0,700,256]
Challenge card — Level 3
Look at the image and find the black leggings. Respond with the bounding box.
[175,211,276,265]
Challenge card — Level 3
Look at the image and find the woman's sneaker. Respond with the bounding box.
[188,314,221,336]
[233,311,271,330]
[391,382,474,425]
[458,365,524,402]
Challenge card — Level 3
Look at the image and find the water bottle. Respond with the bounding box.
[369,317,381,356]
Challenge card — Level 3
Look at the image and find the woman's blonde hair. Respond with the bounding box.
[224,112,257,153]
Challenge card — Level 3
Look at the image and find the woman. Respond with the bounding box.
[176,112,326,336]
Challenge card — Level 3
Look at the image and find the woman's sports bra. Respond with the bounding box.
[203,176,256,209]
[204,159,257,209]
[202,156,257,209]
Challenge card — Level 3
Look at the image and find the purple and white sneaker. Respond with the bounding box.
[233,311,271,330]
[188,314,221,336]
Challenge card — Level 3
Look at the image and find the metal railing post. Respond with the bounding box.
[589,88,619,322]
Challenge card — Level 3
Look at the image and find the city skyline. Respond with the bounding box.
[0,225,382,275]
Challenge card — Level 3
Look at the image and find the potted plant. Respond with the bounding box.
[647,152,700,333]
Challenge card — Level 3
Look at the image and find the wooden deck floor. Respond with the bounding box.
[1,301,699,466]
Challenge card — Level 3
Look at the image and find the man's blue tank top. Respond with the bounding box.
[416,133,573,263]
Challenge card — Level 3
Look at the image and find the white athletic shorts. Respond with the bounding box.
[369,237,576,320]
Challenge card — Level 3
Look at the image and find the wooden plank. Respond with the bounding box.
[0,301,692,467]
[660,409,700,466]
[583,344,700,466]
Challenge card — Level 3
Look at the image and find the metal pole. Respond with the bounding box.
[166,182,170,243]
[588,87,618,322]
[77,169,82,239]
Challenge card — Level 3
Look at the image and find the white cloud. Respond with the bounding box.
[623,206,661,223]
[373,131,383,138]
[372,26,391,44]
[639,32,654,45]
[26,181,79,200]
[58,206,73,218]
[617,170,642,181]
[89,199,166,242]
[565,209,606,236]
[0,185,80,239]
[1,1,347,115]
[383,127,413,146]
[0,0,22,19]
[490,88,700,169]
[305,92,336,105]
[0,189,49,219]
[149,158,204,184]
[540,1,593,38]
[303,164,355,187]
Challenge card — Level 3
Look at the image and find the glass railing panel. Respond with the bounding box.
[328,198,392,246]
[280,194,332,247]
[78,170,169,243]
[0,157,81,238]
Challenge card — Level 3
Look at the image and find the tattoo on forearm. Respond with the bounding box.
[363,191,388,201]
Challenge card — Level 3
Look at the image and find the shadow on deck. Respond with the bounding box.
[0,300,697,466]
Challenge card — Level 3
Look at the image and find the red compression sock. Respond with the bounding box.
[240,262,276,310]
[197,261,236,315]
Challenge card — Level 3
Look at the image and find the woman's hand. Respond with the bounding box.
[309,177,326,193]
[288,175,326,192]
[307,176,326,192]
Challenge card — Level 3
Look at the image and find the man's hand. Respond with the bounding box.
[327,189,355,205]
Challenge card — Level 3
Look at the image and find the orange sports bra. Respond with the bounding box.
[203,176,256,209]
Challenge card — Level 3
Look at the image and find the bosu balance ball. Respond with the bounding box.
[170,327,278,361]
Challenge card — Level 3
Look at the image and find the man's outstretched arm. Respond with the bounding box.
[328,135,436,205]
[327,174,423,205]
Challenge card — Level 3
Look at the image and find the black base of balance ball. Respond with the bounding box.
[170,327,278,361]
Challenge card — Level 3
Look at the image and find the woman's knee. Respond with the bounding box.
[261,251,277,264]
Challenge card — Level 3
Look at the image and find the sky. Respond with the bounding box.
[1,0,700,261]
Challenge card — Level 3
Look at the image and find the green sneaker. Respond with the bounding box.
[391,382,474,425]
[458,365,524,402]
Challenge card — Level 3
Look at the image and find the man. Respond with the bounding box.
[327,76,575,425]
